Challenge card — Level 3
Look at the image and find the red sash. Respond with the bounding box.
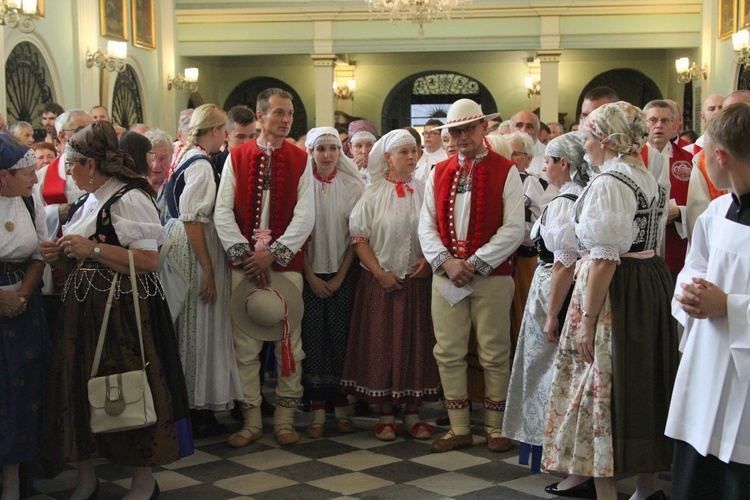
[41,157,68,205]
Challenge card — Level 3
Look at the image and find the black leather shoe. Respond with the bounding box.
[544,478,596,498]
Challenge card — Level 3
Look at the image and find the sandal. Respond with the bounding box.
[373,422,398,441]
[408,421,434,440]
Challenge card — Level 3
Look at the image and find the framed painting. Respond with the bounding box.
[132,0,156,50]
[741,0,750,30]
[718,0,737,40]
[31,0,44,17]
[100,0,127,41]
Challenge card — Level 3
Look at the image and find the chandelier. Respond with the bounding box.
[367,0,473,37]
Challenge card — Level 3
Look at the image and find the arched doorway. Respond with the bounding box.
[5,41,55,140]
[224,77,308,140]
[111,65,144,129]
[381,71,498,133]
[576,68,663,122]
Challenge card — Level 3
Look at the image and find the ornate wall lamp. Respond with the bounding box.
[333,79,356,101]
[86,41,128,73]
[168,68,199,93]
[675,57,706,84]
[733,30,750,66]
[0,0,38,33]
[525,75,540,98]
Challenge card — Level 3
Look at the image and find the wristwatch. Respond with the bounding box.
[93,243,101,258]
[581,308,599,320]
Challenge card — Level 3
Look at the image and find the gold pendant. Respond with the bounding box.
[4,221,14,232]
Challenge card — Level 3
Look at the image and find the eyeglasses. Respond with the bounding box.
[647,117,673,125]
[448,124,478,137]
[147,151,170,163]
[511,151,527,157]
[422,131,440,137]
[63,126,87,134]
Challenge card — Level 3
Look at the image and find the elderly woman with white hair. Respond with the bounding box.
[542,102,678,500]
[502,132,587,475]
[340,129,441,441]
[300,127,365,438]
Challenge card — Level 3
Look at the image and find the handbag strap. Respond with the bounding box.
[90,250,147,378]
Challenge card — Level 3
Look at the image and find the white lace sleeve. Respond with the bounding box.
[576,174,639,263]
[110,189,165,251]
[540,194,579,268]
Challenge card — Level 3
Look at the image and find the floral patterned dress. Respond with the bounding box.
[543,156,677,477]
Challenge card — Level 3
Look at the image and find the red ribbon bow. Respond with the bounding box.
[395,181,413,198]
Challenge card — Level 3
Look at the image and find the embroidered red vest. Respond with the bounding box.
[41,157,68,205]
[433,150,514,276]
[230,140,308,272]
[641,144,694,273]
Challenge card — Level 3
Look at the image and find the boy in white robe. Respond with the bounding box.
[669,103,750,500]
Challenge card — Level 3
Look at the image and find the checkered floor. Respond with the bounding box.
[24,401,672,499]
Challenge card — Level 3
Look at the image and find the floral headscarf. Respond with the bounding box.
[545,131,588,183]
[583,101,649,156]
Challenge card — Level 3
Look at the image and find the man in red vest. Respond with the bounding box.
[641,100,694,277]
[215,88,314,448]
[684,93,723,156]
[34,109,92,238]
[419,99,524,453]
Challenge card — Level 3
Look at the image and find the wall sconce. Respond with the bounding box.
[525,75,541,98]
[333,79,355,101]
[168,68,199,93]
[733,30,750,66]
[86,41,127,73]
[675,57,707,84]
[0,0,38,33]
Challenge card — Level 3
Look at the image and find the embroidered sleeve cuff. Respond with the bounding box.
[589,245,621,263]
[350,236,369,245]
[228,243,251,264]
[468,254,493,277]
[269,240,295,266]
[431,250,453,273]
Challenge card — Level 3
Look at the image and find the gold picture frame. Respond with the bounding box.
[719,0,737,40]
[31,0,44,17]
[741,0,750,30]
[100,0,128,41]
[132,0,156,50]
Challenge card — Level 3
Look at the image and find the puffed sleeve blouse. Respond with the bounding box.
[63,178,165,252]
[349,176,425,279]
[537,181,584,268]
[574,155,662,263]
[176,147,217,224]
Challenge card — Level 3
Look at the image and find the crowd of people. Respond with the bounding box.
[0,85,749,500]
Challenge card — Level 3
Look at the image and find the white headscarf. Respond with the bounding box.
[305,126,363,186]
[367,129,416,184]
